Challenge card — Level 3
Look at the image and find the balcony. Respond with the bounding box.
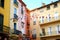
[13,14,18,22]
[3,25,10,34]
[9,29,22,38]
[40,31,60,38]
[13,30,22,35]
[39,16,60,25]
[14,0,18,6]
[9,29,17,37]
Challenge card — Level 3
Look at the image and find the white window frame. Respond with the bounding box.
[47,14,51,22]
[54,12,58,20]
[56,25,60,34]
[40,16,44,23]
[48,27,52,35]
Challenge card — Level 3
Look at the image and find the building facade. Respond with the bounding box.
[30,0,60,40]
[10,0,19,40]
[10,0,29,40]
[26,9,30,39]
[18,0,27,34]
[0,0,10,40]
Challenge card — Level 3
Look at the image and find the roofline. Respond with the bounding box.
[18,0,26,6]
[30,0,60,12]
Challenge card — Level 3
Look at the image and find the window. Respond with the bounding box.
[54,12,58,20]
[21,28,25,34]
[14,0,18,6]
[33,18,36,25]
[47,14,51,22]
[48,27,52,35]
[32,29,36,39]
[56,25,60,34]
[21,5,24,15]
[14,8,18,19]
[14,23,16,30]
[33,21,36,25]
[0,0,4,8]
[54,3,57,8]
[40,16,44,23]
[0,14,4,32]
[42,28,45,35]
[21,22,24,28]
[47,5,50,10]
[14,8,17,14]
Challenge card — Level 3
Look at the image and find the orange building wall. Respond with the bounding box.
[25,8,30,38]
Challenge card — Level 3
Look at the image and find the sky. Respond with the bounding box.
[22,0,58,10]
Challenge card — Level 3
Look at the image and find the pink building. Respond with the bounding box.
[17,0,27,34]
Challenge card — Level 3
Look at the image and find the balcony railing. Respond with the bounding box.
[14,0,18,6]
[13,14,18,22]
[14,14,18,19]
[3,25,10,34]
[40,31,60,37]
[13,30,22,35]
[39,16,60,24]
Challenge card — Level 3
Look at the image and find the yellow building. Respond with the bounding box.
[0,0,10,39]
[30,0,60,40]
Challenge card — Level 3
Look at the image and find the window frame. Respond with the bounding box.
[47,5,50,10]
[47,14,51,22]
[54,12,58,20]
[48,27,52,35]
[56,25,60,34]
[54,3,58,8]
[21,22,24,28]
[33,18,36,25]
[14,23,16,30]
[21,5,24,15]
[0,0,4,8]
[40,16,44,23]
[0,14,4,32]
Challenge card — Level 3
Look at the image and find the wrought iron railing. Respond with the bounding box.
[12,29,22,35]
[14,0,18,6]
[14,14,18,19]
[13,14,18,22]
[39,16,60,24]
[40,31,60,37]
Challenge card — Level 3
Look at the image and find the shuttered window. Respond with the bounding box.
[0,14,4,32]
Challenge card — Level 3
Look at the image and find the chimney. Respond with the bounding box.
[42,3,45,6]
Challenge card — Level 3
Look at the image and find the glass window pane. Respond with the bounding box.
[14,23,16,30]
